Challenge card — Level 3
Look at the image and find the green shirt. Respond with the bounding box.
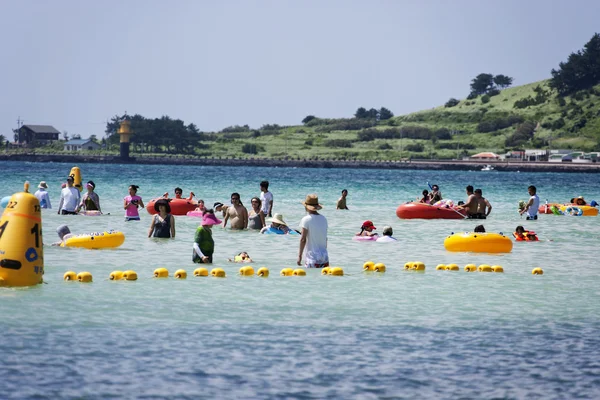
[193,226,214,262]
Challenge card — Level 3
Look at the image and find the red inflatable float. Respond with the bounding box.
[146,198,198,216]
[396,202,467,219]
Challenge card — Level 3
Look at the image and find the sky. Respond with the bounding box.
[1,0,599,139]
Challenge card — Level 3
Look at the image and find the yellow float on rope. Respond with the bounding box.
[239,266,255,276]
[329,267,344,276]
[532,268,544,275]
[174,269,187,279]
[412,262,426,271]
[256,267,269,277]
[436,264,447,271]
[109,271,124,280]
[211,268,226,278]
[154,268,169,278]
[491,265,504,273]
[77,272,93,282]
[122,270,138,280]
[321,267,331,275]
[64,271,77,281]
[373,263,386,272]
[464,264,477,272]
[478,264,493,272]
[363,261,375,271]
[446,264,460,271]
[194,267,209,277]
[292,269,306,276]
[280,268,293,276]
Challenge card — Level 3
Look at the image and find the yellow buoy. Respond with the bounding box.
[109,271,124,281]
[0,185,44,287]
[321,267,331,275]
[154,267,169,278]
[174,269,187,279]
[373,263,386,272]
[211,268,226,277]
[256,267,269,277]
[239,266,255,276]
[329,267,344,276]
[64,271,77,281]
[363,261,375,271]
[464,264,477,272]
[292,268,306,276]
[532,267,544,275]
[491,265,504,273]
[122,270,138,281]
[412,262,426,271]
[446,264,460,271]
[404,262,413,270]
[436,264,447,271]
[478,264,493,272]
[194,267,209,277]
[280,268,293,276]
[69,166,83,192]
[77,271,93,282]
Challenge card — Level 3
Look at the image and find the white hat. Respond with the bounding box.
[268,213,288,226]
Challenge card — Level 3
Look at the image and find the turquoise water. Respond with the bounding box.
[1,161,600,399]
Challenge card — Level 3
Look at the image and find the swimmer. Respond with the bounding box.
[228,252,254,263]
[260,213,293,234]
[336,189,349,210]
[376,226,397,242]
[193,199,207,214]
[52,224,74,246]
[356,220,378,237]
[163,187,195,200]
[213,202,229,218]
[514,225,539,241]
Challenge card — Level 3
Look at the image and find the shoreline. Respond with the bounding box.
[1,153,599,173]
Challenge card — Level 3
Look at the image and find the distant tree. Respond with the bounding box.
[493,75,513,89]
[379,107,394,120]
[354,107,369,119]
[302,115,316,124]
[89,134,98,143]
[481,94,491,104]
[62,131,69,141]
[550,33,600,95]
[0,134,5,145]
[470,73,495,96]
[367,108,379,119]
[445,98,460,108]
[242,143,258,154]
[72,134,82,140]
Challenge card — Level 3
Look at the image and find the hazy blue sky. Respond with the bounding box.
[1,0,599,139]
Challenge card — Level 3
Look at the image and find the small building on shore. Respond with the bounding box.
[16,125,60,146]
[64,139,101,152]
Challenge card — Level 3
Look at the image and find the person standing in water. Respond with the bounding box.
[297,194,329,268]
[260,181,273,217]
[520,185,540,220]
[336,189,349,210]
[57,176,80,215]
[222,192,248,229]
[34,181,52,209]
[76,181,101,213]
[148,199,175,238]
[193,210,221,263]
[124,185,144,221]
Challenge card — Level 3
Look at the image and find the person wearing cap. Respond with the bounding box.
[148,199,175,238]
[298,194,329,268]
[52,224,74,246]
[34,181,52,209]
[57,176,81,215]
[193,209,222,263]
[356,220,378,237]
[76,181,101,213]
[261,213,292,234]
[376,226,397,242]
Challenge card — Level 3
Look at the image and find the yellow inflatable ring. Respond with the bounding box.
[61,230,125,249]
[444,232,513,253]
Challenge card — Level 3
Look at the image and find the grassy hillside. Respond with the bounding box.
[191,80,600,161]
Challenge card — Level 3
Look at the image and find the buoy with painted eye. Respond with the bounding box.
[404,262,413,270]
[174,269,187,279]
[122,270,138,281]
[109,271,124,281]
[329,267,344,276]
[153,268,169,278]
[478,264,493,273]
[77,272,92,282]
[256,267,269,277]
[492,265,504,273]
[64,271,77,281]
[239,266,255,276]
[211,268,226,277]
[292,269,306,276]
[436,264,447,271]
[321,267,331,275]
[363,261,375,271]
[532,268,544,275]
[446,264,460,271]
[412,262,426,271]
[464,264,477,272]
[373,263,386,272]
[280,268,293,276]
[193,267,208,277]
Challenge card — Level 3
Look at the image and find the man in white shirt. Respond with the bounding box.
[34,181,52,209]
[297,194,329,268]
[259,180,273,217]
[520,185,540,220]
[58,176,81,215]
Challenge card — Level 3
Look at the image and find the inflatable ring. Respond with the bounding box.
[562,206,583,216]
[61,230,125,249]
[444,232,513,253]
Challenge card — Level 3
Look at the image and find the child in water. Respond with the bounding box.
[228,252,253,263]
[514,225,538,241]
[356,220,378,237]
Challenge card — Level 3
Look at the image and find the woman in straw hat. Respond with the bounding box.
[261,213,293,234]
[297,194,329,268]
[34,181,52,209]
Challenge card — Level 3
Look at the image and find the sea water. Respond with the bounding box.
[0,161,599,399]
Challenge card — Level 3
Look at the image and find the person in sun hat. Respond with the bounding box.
[76,180,101,213]
[193,209,222,263]
[34,181,52,209]
[148,199,175,238]
[297,194,329,268]
[261,212,293,234]
[356,220,378,237]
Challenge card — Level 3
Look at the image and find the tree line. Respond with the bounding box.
[550,33,600,95]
